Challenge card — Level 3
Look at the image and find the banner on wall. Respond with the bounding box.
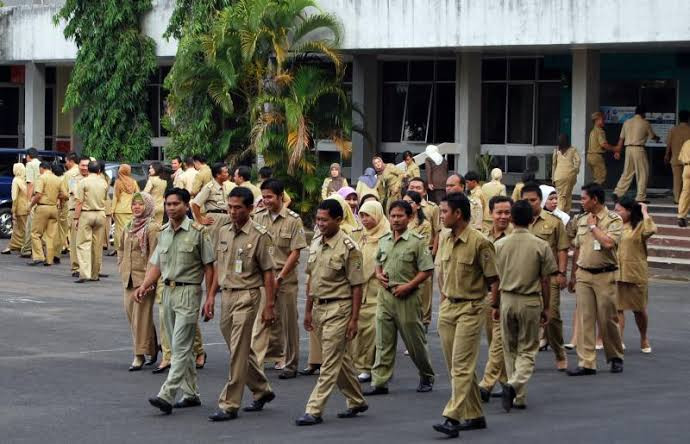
[647,112,676,144]
[601,106,636,124]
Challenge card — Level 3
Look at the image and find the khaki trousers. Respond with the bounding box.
[57,204,69,253]
[157,285,201,404]
[479,299,507,392]
[544,278,566,361]
[31,205,58,263]
[307,331,322,366]
[614,146,649,201]
[437,298,484,421]
[587,153,607,185]
[69,210,79,272]
[672,163,683,203]
[678,165,690,219]
[371,289,434,387]
[305,299,365,416]
[20,209,33,256]
[76,211,105,280]
[575,269,624,369]
[251,286,284,365]
[124,287,158,356]
[157,280,204,362]
[352,279,379,373]
[501,293,542,405]
[113,212,132,251]
[421,277,433,326]
[218,289,272,412]
[554,175,577,213]
[279,276,299,372]
[8,214,27,251]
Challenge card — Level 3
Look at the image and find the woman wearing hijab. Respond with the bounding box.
[2,163,29,255]
[551,134,581,213]
[354,200,391,382]
[112,164,140,253]
[321,163,349,200]
[356,167,379,200]
[424,145,448,204]
[539,184,571,226]
[481,168,507,200]
[338,186,361,225]
[144,162,167,225]
[118,192,159,371]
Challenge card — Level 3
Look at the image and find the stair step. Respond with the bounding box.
[648,245,690,259]
[647,214,681,225]
[648,256,690,271]
[655,224,690,237]
[649,235,690,249]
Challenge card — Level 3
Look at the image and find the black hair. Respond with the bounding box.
[39,161,51,170]
[172,156,182,163]
[149,162,163,177]
[258,166,273,179]
[192,154,206,163]
[97,159,106,175]
[260,178,284,195]
[403,190,425,224]
[617,196,643,229]
[27,148,39,159]
[211,162,227,178]
[165,187,191,204]
[489,195,513,212]
[87,161,100,174]
[229,186,254,207]
[558,133,570,150]
[448,173,466,187]
[635,104,646,116]
[581,182,605,205]
[511,200,534,227]
[408,177,427,189]
[521,171,536,183]
[389,199,413,217]
[403,150,414,160]
[235,165,252,181]
[679,110,689,123]
[51,163,65,176]
[464,171,480,182]
[521,181,543,201]
[442,192,471,222]
[78,155,90,163]
[359,193,379,207]
[317,198,343,220]
[185,156,195,166]
[66,152,79,163]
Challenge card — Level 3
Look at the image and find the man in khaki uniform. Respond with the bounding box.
[21,148,42,257]
[296,199,368,426]
[364,199,435,394]
[233,165,262,201]
[191,155,212,197]
[74,161,109,282]
[28,162,64,266]
[136,188,216,414]
[445,173,483,230]
[254,179,307,379]
[465,171,491,230]
[433,192,498,438]
[65,156,89,276]
[613,105,660,202]
[494,200,558,411]
[567,183,624,376]
[58,153,80,255]
[205,186,277,421]
[521,182,570,370]
[478,195,512,402]
[372,155,404,211]
[588,112,615,185]
[665,110,690,203]
[191,162,231,248]
[677,140,690,227]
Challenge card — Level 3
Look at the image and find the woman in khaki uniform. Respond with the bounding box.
[354,200,390,382]
[321,163,348,200]
[2,163,29,254]
[551,134,581,213]
[614,197,656,353]
[144,162,167,225]
[118,192,159,370]
[112,164,140,252]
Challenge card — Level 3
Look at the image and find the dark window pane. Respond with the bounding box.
[507,84,533,144]
[536,83,560,145]
[403,84,432,142]
[160,89,169,137]
[382,61,408,82]
[482,59,507,81]
[492,155,506,171]
[343,62,352,83]
[509,58,536,80]
[0,87,20,135]
[0,66,11,82]
[641,81,676,113]
[410,61,434,81]
[45,67,56,85]
[433,83,455,143]
[160,66,171,82]
[45,87,54,137]
[481,83,506,144]
[381,84,407,142]
[537,58,561,80]
[0,138,20,148]
[507,155,527,173]
[600,80,639,106]
[436,60,456,81]
[147,86,159,137]
[44,138,54,150]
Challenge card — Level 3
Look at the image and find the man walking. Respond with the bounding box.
[587,112,615,185]
[191,162,231,248]
[27,162,63,266]
[74,161,109,283]
[20,148,42,258]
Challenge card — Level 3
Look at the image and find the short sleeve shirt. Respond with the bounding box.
[421,200,441,234]
[150,217,215,283]
[253,206,307,271]
[35,172,61,205]
[192,180,228,212]
[76,174,108,211]
[25,158,40,184]
[495,228,558,294]
[191,165,212,195]
[63,166,82,210]
[529,210,570,259]
[307,230,365,300]
[588,127,608,154]
[573,208,623,269]
[376,230,434,288]
[620,115,656,146]
[216,220,275,289]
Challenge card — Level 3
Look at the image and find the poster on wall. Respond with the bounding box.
[601,106,636,124]
[647,112,675,145]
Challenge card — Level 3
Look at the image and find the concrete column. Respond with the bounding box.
[571,49,600,190]
[455,53,482,174]
[351,54,379,181]
[24,62,46,149]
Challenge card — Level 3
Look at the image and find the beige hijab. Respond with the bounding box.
[359,200,391,281]
[13,163,27,192]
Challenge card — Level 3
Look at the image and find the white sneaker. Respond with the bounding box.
[641,346,652,354]
[357,372,371,382]
[595,343,603,350]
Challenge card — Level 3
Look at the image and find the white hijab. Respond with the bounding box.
[539,184,570,225]
[425,145,443,166]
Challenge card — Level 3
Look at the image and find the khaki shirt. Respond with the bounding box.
[495,228,558,295]
[469,196,484,230]
[144,176,167,208]
[421,200,441,234]
[35,171,62,205]
[176,167,198,193]
[679,140,690,164]
[483,224,513,243]
[617,218,656,284]
[552,146,581,180]
[63,166,82,210]
[118,221,160,288]
[237,181,262,203]
[588,127,608,154]
[573,207,623,269]
[405,161,420,179]
[216,219,275,290]
[113,183,140,214]
[11,178,29,216]
[376,164,404,200]
[481,181,507,201]
[191,164,212,196]
[376,230,434,289]
[470,186,491,223]
[667,123,690,165]
[620,115,657,146]
[253,206,307,271]
[408,217,432,243]
[511,182,524,202]
[76,173,108,211]
[25,158,40,184]
[192,180,228,212]
[307,229,365,300]
[436,226,498,300]
[529,209,570,260]
[150,217,215,283]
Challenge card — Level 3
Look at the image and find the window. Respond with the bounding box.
[147,67,171,138]
[481,83,506,144]
[507,84,533,144]
[381,60,456,144]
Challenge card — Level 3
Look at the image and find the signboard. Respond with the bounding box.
[601,106,636,124]
[647,112,675,145]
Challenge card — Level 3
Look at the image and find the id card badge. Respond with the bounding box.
[593,240,601,251]
[234,259,243,273]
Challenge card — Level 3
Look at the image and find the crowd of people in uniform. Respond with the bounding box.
[3,102,687,436]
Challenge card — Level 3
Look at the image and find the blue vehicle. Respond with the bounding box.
[0,148,66,238]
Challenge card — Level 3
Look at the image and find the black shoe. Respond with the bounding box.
[295,413,323,426]
[43,262,52,267]
[457,416,487,431]
[71,271,80,278]
[27,260,44,266]
[61,248,69,255]
[491,384,505,398]
[89,278,100,282]
[363,385,389,396]
[148,397,172,415]
[566,366,597,376]
[678,218,687,228]
[417,377,433,393]
[433,418,460,438]
[74,278,87,283]
[610,358,624,373]
[243,392,275,412]
[502,384,516,412]
[98,273,109,278]
[53,257,61,264]
[298,365,320,376]
[337,404,368,418]
[152,364,171,374]
[174,397,201,408]
[208,409,238,422]
[514,404,527,410]
[279,370,297,379]
[479,387,490,403]
[20,253,31,258]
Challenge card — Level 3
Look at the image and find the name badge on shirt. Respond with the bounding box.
[235,248,243,273]
[593,240,601,251]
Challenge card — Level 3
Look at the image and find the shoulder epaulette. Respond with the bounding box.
[252,221,268,234]
[287,209,300,218]
[411,231,425,240]
[343,237,356,250]
[426,200,438,207]
[609,211,622,220]
[351,226,363,232]
[254,207,268,215]
[159,222,170,231]
[191,222,204,231]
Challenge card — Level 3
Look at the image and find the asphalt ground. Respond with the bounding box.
[1,243,689,444]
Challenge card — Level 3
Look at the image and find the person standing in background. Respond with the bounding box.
[552,134,581,213]
[191,163,231,249]
[424,145,448,204]
[465,171,491,231]
[481,168,507,201]
[321,163,349,200]
[58,153,80,255]
[191,155,212,197]
[403,150,421,182]
[20,148,41,258]
[175,157,197,193]
[356,167,379,200]
[144,162,168,225]
[677,139,690,227]
[113,164,140,254]
[587,112,615,186]
[665,110,690,204]
[170,157,183,186]
[74,161,109,283]
[28,162,63,266]
[511,171,535,203]
[373,155,404,211]
[2,163,28,255]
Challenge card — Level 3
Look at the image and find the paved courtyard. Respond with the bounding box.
[1,243,688,444]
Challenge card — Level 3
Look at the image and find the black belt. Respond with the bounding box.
[206,209,226,214]
[37,203,54,206]
[314,298,348,305]
[580,266,618,274]
[445,297,478,303]
[164,279,200,288]
[625,145,644,148]
[82,209,104,212]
